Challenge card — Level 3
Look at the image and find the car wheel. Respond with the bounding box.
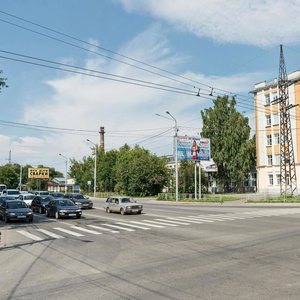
[4,216,9,223]
[45,210,49,217]
[39,207,43,214]
[120,208,125,215]
[77,214,81,219]
[137,210,142,214]
[106,207,111,213]
[55,211,60,219]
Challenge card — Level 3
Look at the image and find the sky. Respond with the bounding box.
[1,0,300,174]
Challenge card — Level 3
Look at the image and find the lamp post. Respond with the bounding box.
[19,165,22,191]
[86,139,97,198]
[59,154,68,193]
[156,111,179,201]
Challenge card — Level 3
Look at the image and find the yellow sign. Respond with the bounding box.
[28,168,50,179]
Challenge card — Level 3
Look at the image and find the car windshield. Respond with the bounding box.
[58,200,75,206]
[121,198,134,203]
[7,201,28,209]
[7,191,20,195]
[24,195,34,200]
[41,196,54,202]
[74,194,85,199]
[39,192,49,195]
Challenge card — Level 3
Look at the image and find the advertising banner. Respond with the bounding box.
[28,168,50,179]
[177,136,210,161]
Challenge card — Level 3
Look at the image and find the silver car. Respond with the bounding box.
[104,196,143,215]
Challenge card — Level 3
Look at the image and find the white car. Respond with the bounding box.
[2,189,21,199]
[19,193,35,207]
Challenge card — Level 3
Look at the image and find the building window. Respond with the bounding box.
[272,92,278,101]
[274,154,280,165]
[276,174,281,185]
[272,113,279,125]
[274,133,279,144]
[266,115,271,126]
[267,154,273,165]
[266,134,272,146]
[265,94,270,105]
[268,174,273,185]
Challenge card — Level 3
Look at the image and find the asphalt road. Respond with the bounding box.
[1,198,300,300]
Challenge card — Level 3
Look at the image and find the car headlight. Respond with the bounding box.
[59,210,68,213]
[127,206,132,209]
[75,202,81,205]
[9,213,16,216]
[27,212,33,215]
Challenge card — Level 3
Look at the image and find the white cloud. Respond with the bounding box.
[0,25,259,172]
[116,0,300,47]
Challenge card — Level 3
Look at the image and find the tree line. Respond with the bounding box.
[0,95,256,195]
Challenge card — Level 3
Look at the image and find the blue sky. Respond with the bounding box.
[1,0,300,173]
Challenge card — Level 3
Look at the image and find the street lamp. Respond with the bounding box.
[59,153,68,192]
[86,139,97,198]
[156,111,179,202]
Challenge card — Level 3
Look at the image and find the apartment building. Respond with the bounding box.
[252,70,300,193]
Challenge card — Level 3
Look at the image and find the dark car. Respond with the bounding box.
[50,192,65,198]
[63,193,93,209]
[31,195,55,214]
[0,199,33,223]
[45,199,82,219]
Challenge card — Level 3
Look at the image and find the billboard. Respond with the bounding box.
[177,136,210,161]
[28,168,50,179]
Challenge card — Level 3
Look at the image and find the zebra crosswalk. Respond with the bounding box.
[12,208,300,242]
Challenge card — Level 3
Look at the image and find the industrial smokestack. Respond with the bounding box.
[99,126,105,151]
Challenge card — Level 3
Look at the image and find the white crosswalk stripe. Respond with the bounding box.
[36,229,65,239]
[70,226,102,235]
[130,221,165,228]
[116,222,150,230]
[87,225,119,233]
[53,227,85,237]
[155,218,191,225]
[16,230,43,241]
[102,224,135,231]
[142,220,178,226]
[167,217,203,224]
[184,216,215,222]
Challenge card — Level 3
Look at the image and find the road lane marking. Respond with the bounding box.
[142,220,178,226]
[116,222,150,230]
[70,226,102,235]
[87,225,119,233]
[167,217,203,224]
[155,219,190,225]
[102,224,135,231]
[53,227,85,237]
[36,229,65,239]
[16,230,43,241]
[129,221,165,228]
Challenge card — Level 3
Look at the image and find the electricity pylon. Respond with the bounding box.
[277,45,297,196]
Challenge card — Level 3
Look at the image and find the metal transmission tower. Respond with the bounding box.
[277,45,297,196]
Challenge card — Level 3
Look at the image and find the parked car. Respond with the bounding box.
[34,191,50,196]
[0,199,33,223]
[0,196,16,206]
[63,193,93,209]
[31,195,55,214]
[1,189,21,199]
[104,196,143,215]
[50,192,65,198]
[18,193,35,207]
[45,199,82,219]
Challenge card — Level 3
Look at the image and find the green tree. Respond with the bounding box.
[201,95,255,191]
[115,145,170,196]
[0,164,19,188]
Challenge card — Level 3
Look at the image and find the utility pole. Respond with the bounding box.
[277,45,297,196]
